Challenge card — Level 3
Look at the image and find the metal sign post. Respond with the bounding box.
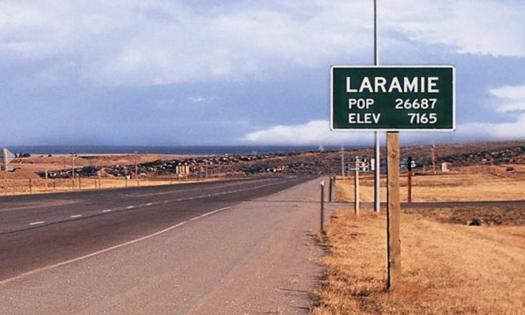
[330,2,455,291]
[373,0,381,214]
[354,157,360,216]
[320,180,325,235]
[407,156,413,203]
[330,67,454,290]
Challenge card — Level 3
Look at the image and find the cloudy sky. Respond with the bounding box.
[1,0,524,146]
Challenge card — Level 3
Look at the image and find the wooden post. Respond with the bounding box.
[320,180,325,235]
[29,178,33,194]
[2,148,8,182]
[333,176,336,201]
[44,169,49,190]
[387,132,401,290]
[431,145,437,174]
[71,155,75,190]
[407,169,412,203]
[328,177,333,203]
[354,157,360,216]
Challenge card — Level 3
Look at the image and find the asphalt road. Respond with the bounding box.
[0,176,311,282]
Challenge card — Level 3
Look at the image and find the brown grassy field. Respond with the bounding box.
[315,164,525,314]
[0,153,233,196]
[6,154,188,178]
[335,164,525,202]
[312,210,525,314]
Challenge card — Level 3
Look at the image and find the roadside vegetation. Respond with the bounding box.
[312,211,525,314]
[336,164,525,202]
[313,164,525,314]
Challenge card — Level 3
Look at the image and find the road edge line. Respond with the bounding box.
[0,206,231,286]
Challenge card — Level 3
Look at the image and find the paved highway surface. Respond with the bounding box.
[0,176,323,314]
[0,176,311,282]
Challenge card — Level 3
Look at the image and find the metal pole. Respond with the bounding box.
[355,157,360,216]
[320,180,325,235]
[407,156,413,203]
[373,0,381,213]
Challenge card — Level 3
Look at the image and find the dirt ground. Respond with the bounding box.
[312,210,525,314]
[335,164,525,202]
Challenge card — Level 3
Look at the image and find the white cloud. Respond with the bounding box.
[490,85,525,112]
[0,0,524,86]
[242,120,372,145]
[387,0,525,57]
[242,118,525,145]
[243,81,525,145]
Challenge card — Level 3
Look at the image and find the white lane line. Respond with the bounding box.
[145,202,153,206]
[70,214,82,218]
[0,206,231,286]
[127,206,135,209]
[28,221,45,226]
[102,209,112,213]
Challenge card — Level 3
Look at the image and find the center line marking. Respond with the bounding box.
[1,206,231,286]
[70,214,82,218]
[127,206,135,209]
[102,209,112,213]
[28,221,45,226]
[146,203,153,206]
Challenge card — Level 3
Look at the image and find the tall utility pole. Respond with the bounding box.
[373,0,381,213]
[340,146,345,177]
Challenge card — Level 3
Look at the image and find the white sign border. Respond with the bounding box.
[329,65,456,132]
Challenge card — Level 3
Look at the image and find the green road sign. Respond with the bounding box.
[330,66,455,131]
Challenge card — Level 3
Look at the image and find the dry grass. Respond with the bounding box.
[336,165,525,202]
[312,210,525,314]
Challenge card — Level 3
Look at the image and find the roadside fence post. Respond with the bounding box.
[29,178,33,194]
[320,180,325,235]
[328,177,333,203]
[355,157,360,216]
